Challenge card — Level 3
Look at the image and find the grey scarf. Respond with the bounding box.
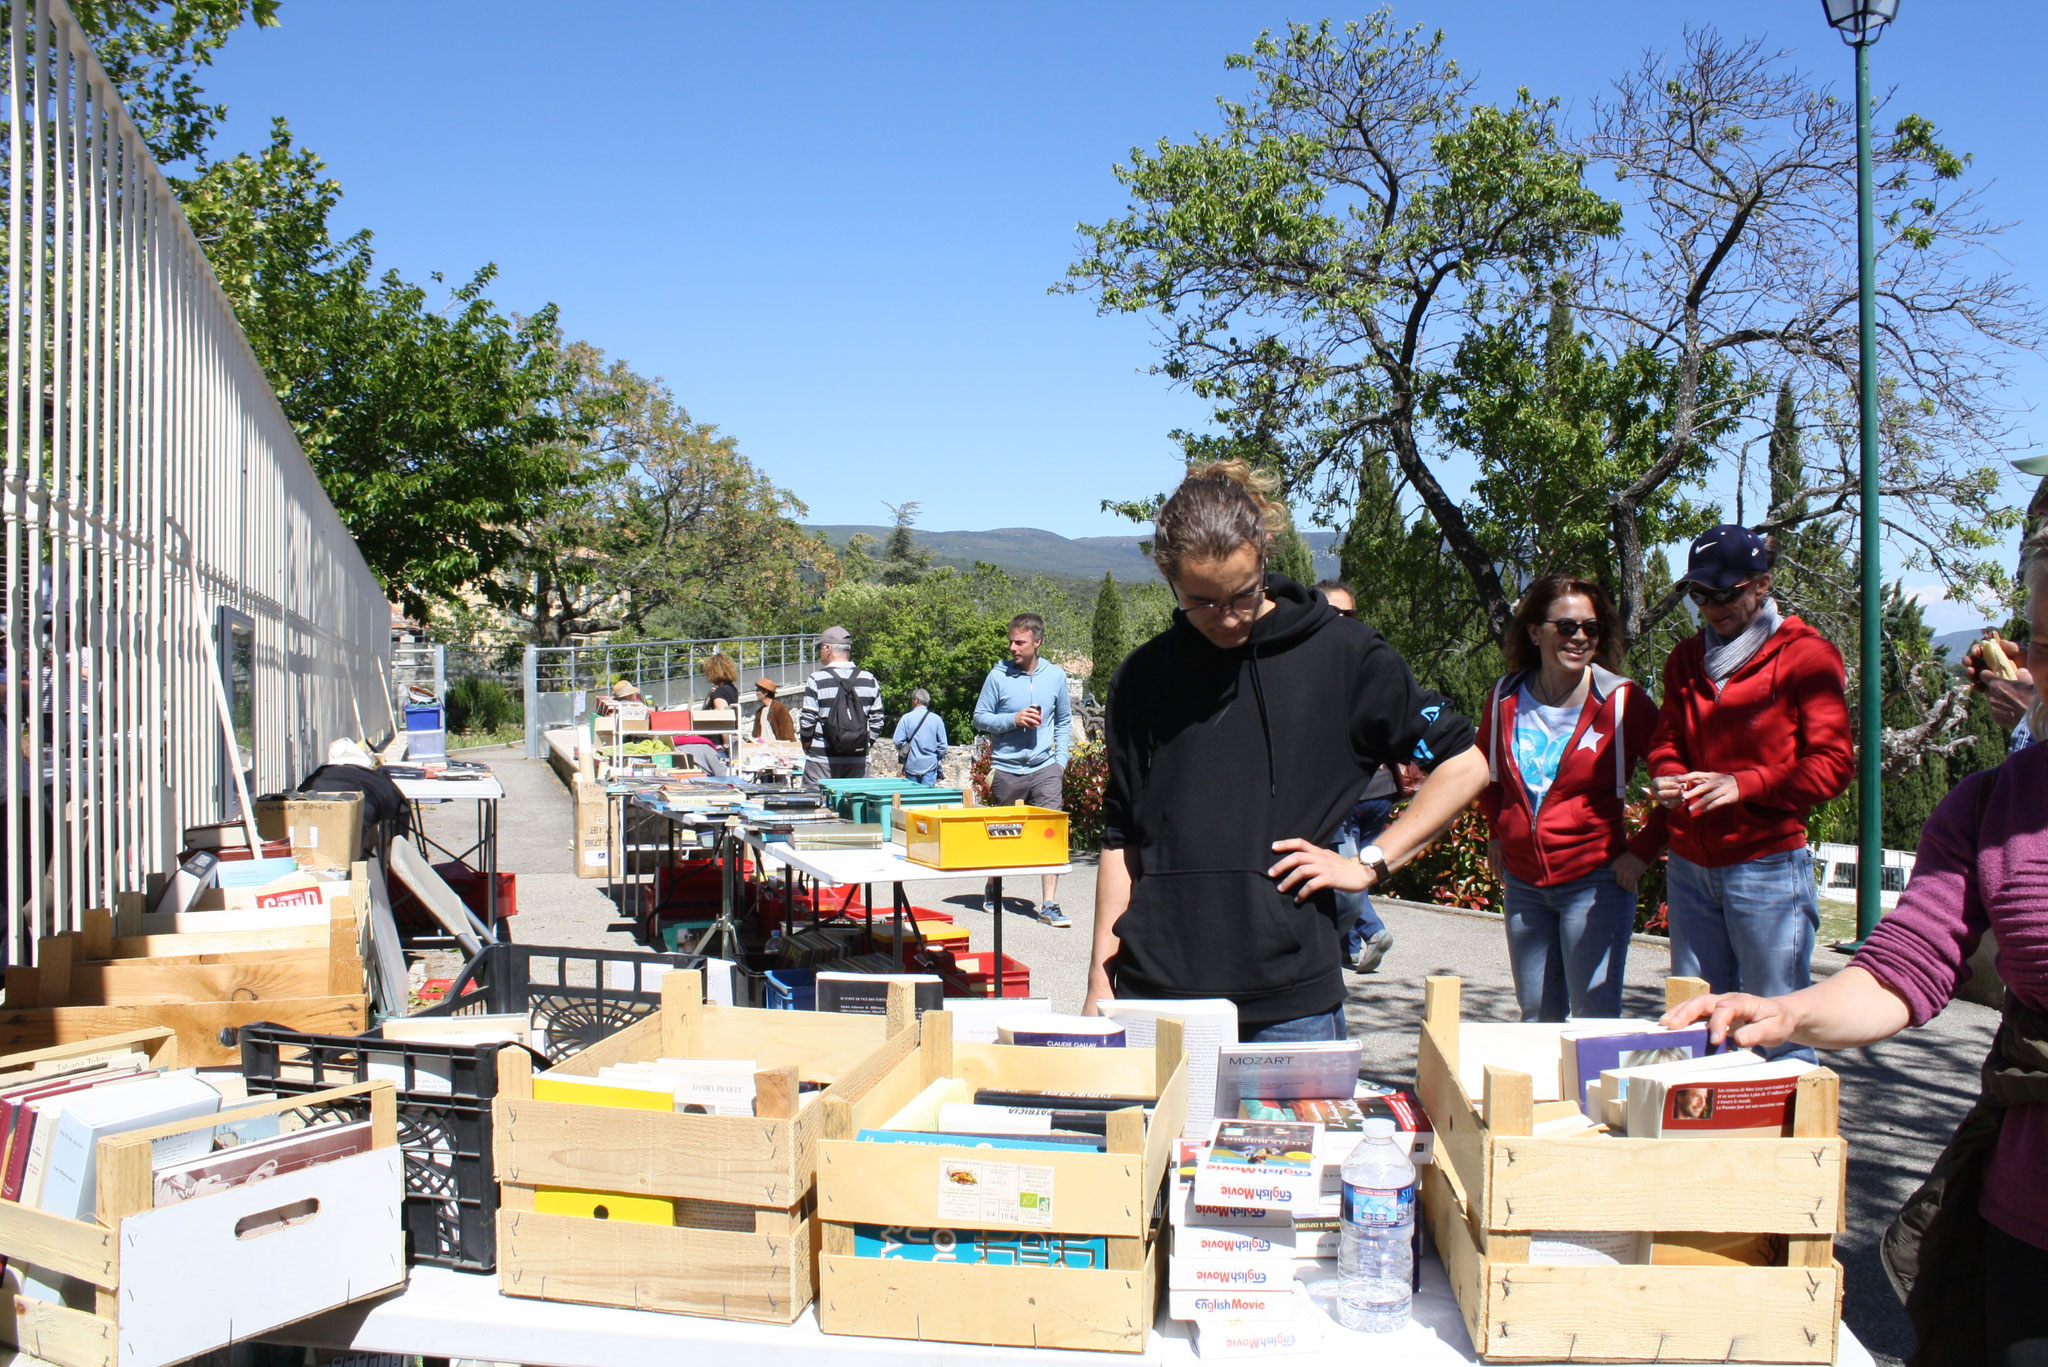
[1702,597,1783,686]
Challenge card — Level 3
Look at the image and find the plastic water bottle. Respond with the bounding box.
[1338,1116,1416,1332]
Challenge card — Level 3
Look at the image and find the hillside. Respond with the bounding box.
[809,525,1339,583]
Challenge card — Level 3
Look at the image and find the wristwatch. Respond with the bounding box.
[1358,844,1391,884]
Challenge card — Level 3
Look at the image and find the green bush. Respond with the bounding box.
[446,676,523,734]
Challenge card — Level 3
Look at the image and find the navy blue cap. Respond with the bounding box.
[1681,524,1769,590]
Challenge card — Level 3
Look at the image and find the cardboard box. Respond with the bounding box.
[255,794,365,871]
[572,776,610,880]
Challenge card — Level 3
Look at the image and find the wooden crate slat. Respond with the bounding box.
[1483,1134,1846,1235]
[0,1200,116,1289]
[817,1250,1156,1354]
[0,998,367,1068]
[62,957,333,1007]
[0,1293,114,1367]
[497,1100,806,1207]
[1472,1262,1840,1363]
[499,1205,810,1324]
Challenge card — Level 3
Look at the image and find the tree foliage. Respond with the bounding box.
[1090,572,1126,696]
[509,341,828,644]
[62,0,278,168]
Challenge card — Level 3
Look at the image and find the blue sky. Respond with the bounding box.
[195,3,2045,625]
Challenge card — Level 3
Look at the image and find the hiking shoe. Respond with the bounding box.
[1037,903,1072,929]
[1352,929,1394,974]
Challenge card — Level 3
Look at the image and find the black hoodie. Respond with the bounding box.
[1099,574,1476,1025]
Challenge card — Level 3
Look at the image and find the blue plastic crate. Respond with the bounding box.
[763,968,817,1011]
[405,704,444,731]
[407,727,447,761]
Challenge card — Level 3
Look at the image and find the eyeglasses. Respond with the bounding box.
[1546,618,1603,640]
[1333,607,1358,619]
[1178,565,1267,621]
[1688,579,1757,607]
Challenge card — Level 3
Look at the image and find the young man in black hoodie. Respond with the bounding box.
[1082,463,1487,1042]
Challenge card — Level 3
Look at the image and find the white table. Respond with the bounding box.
[278,1254,1877,1367]
[745,831,1071,995]
[392,773,507,928]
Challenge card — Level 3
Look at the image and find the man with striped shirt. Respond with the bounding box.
[798,625,884,783]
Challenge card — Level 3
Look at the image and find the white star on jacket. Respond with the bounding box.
[1577,729,1605,752]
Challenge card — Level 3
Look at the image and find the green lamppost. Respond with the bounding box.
[1823,0,1898,943]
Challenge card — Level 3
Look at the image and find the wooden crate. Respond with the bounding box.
[814,1008,1188,1353]
[0,896,369,1067]
[0,1035,405,1367]
[1418,975,1846,1363]
[492,969,919,1324]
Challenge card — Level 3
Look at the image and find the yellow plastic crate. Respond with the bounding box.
[903,804,1070,870]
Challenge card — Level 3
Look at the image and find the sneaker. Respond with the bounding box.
[982,880,1000,915]
[1037,903,1072,929]
[1352,929,1394,974]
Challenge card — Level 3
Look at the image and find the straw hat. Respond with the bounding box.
[754,678,779,696]
[611,678,641,700]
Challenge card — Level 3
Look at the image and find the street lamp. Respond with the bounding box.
[1823,0,1897,945]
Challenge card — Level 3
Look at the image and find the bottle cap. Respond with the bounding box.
[1362,1117,1397,1139]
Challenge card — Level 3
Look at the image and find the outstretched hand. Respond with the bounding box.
[1661,990,1798,1052]
[1268,839,1372,903]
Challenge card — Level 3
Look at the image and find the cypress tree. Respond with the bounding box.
[1090,572,1127,699]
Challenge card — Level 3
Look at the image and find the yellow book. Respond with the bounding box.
[533,1073,675,1111]
[535,1186,677,1225]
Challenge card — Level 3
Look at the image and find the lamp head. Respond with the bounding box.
[1823,0,1899,45]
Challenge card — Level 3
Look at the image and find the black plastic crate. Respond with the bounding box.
[237,943,703,1272]
[237,1023,528,1273]
[414,943,705,1060]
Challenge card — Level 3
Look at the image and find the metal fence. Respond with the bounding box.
[523,633,817,758]
[1,0,390,962]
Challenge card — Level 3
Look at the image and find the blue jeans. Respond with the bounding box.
[908,768,939,786]
[1666,849,1819,1063]
[1336,797,1394,958]
[1240,1005,1348,1043]
[1501,868,1635,1022]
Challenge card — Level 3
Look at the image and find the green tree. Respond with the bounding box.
[821,570,1012,739]
[1065,14,1621,642]
[506,341,827,644]
[57,0,279,168]
[1760,377,1853,640]
[1091,573,1127,696]
[179,122,584,617]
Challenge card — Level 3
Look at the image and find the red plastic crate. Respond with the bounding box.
[752,882,867,934]
[654,860,723,911]
[391,860,518,932]
[939,950,1031,999]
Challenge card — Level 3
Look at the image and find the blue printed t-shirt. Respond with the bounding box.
[1512,684,1581,815]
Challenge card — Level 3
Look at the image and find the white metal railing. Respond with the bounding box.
[522,633,818,758]
[1,0,389,962]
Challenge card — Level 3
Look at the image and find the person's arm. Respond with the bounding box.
[864,674,885,739]
[1271,747,1490,899]
[1731,645,1853,810]
[971,671,1005,735]
[1053,676,1072,767]
[934,716,949,758]
[892,712,913,746]
[1661,966,1913,1052]
[797,677,819,744]
[1081,848,1132,1017]
[1647,650,1692,806]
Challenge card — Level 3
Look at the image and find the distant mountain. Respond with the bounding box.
[809,525,1340,583]
[1932,626,1998,668]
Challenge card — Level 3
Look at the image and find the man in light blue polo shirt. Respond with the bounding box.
[972,612,1072,927]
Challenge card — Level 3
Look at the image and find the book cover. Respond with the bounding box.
[1168,1257,1309,1291]
[997,1014,1127,1047]
[533,1186,678,1226]
[1238,1089,1434,1167]
[815,972,944,1016]
[153,1120,372,1205]
[1629,1061,1814,1138]
[532,1073,675,1112]
[1564,1026,1713,1117]
[1192,1119,1323,1214]
[852,1223,1107,1266]
[1172,1223,1307,1261]
[1172,1138,1294,1227]
[1189,1311,1322,1360]
[856,1128,1096,1154]
[1168,1285,1303,1323]
[1213,1041,1361,1119]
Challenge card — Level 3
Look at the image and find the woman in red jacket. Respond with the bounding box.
[1649,526,1853,1061]
[1480,575,1665,1021]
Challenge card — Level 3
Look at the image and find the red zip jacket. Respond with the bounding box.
[1478,666,1668,887]
[1648,616,1853,868]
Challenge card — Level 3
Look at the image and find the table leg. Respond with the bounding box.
[482,798,498,934]
[991,876,1004,998]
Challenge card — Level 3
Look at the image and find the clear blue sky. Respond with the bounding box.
[196,2,2046,622]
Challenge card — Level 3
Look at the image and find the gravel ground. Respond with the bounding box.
[417,748,1987,1364]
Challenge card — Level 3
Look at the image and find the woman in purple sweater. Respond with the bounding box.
[1666,536,2048,1366]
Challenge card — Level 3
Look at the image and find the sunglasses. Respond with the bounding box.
[1333,607,1357,619]
[1546,618,1603,640]
[1688,579,1757,607]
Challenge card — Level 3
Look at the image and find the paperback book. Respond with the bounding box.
[1625,1059,1816,1138]
[852,1224,1107,1266]
[1560,1023,1714,1117]
[1192,1120,1323,1214]
[1212,1041,1361,1120]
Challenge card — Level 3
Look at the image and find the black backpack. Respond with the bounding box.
[823,672,872,757]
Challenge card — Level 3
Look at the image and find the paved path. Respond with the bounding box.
[422,748,1983,1364]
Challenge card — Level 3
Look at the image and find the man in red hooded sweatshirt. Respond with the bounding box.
[1649,525,1853,1061]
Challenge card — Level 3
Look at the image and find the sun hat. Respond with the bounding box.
[754,678,779,696]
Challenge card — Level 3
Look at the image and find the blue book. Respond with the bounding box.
[1564,1026,1714,1117]
[214,856,301,889]
[853,1224,1107,1266]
